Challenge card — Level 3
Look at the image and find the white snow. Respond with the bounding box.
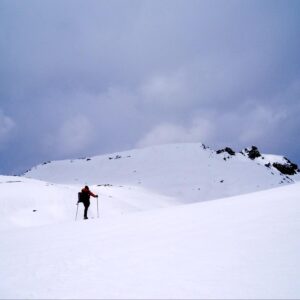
[261,153,288,164]
[1,143,300,299]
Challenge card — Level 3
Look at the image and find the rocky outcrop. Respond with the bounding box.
[243,146,261,160]
[237,145,298,176]
[216,147,235,156]
[272,158,299,175]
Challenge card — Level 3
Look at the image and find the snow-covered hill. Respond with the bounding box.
[24,143,299,203]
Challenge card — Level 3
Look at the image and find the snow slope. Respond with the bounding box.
[0,175,178,231]
[1,182,300,299]
[24,143,297,203]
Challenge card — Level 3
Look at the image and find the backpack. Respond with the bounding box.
[78,192,84,203]
[78,191,89,203]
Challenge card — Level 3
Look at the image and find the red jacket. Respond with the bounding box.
[81,187,97,198]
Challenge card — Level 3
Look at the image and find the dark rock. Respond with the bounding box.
[244,146,261,160]
[272,162,298,175]
[216,147,235,156]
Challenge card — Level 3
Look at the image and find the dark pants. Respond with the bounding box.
[83,200,90,219]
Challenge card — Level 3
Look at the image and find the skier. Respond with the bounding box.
[78,186,98,219]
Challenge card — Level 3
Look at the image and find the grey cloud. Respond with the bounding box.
[0,110,15,146]
[0,0,300,174]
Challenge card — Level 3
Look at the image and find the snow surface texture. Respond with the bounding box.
[1,143,300,299]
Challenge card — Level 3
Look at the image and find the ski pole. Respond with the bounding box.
[97,197,99,218]
[75,203,79,221]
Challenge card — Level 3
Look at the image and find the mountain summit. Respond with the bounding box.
[24,143,299,203]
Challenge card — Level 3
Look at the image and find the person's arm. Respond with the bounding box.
[88,191,98,198]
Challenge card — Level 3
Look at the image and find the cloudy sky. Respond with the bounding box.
[1,0,300,174]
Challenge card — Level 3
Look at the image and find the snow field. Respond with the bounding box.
[0,175,180,231]
[1,183,300,299]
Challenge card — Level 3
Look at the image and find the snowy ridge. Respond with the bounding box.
[24,143,297,203]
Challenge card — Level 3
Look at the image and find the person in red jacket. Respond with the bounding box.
[79,186,98,219]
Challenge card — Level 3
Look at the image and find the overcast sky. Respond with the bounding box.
[0,0,300,174]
